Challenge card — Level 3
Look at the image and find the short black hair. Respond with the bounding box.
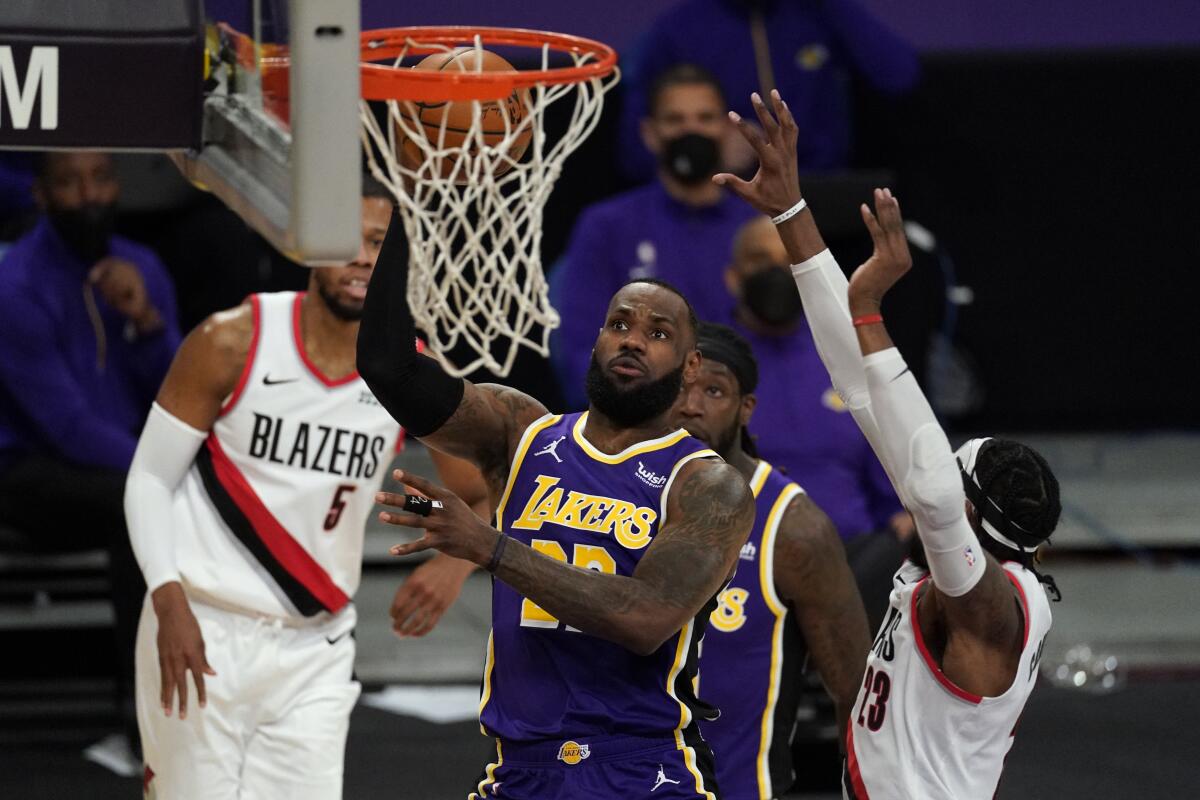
[646,63,726,118]
[362,172,393,202]
[618,277,698,341]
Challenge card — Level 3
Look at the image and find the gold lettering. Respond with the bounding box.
[552,492,593,528]
[615,507,656,550]
[511,475,561,530]
[582,499,612,532]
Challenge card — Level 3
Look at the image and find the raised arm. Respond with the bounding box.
[718,92,1023,694]
[773,493,870,744]
[356,210,547,488]
[377,459,755,656]
[846,193,1023,670]
[712,92,889,474]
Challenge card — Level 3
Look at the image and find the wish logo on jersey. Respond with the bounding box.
[247,412,387,479]
[510,474,657,549]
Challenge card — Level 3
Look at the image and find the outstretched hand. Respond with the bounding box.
[713,90,802,217]
[377,470,499,566]
[848,188,914,313]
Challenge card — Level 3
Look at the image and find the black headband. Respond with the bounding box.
[697,335,758,394]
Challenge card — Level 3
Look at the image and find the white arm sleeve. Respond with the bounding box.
[124,402,207,594]
[789,250,890,482]
[789,249,983,596]
[863,348,984,596]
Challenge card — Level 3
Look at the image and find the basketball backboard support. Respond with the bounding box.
[176,0,361,264]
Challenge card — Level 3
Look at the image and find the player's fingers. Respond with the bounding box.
[712,173,756,203]
[392,470,444,499]
[175,665,189,720]
[390,587,423,625]
[378,509,432,529]
[771,90,798,140]
[749,92,780,141]
[160,658,176,716]
[190,657,208,709]
[374,489,412,510]
[389,536,436,557]
[727,111,769,157]
[408,609,442,638]
[860,203,886,243]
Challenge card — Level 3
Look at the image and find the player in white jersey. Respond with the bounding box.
[716,91,1063,800]
[123,180,488,799]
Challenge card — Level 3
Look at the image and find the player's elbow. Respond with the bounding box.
[901,423,964,530]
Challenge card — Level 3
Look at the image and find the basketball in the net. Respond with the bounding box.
[396,48,532,182]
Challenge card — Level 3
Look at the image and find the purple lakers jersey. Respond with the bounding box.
[479,411,719,744]
[697,460,808,800]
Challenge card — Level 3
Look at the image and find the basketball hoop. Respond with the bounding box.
[358,27,619,378]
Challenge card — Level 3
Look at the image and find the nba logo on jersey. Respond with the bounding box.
[963,545,977,567]
[557,741,590,765]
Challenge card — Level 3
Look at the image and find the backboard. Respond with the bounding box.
[0,0,362,265]
[179,0,362,264]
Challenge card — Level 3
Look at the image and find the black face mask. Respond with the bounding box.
[585,352,686,428]
[660,133,721,186]
[741,265,803,328]
[48,203,117,264]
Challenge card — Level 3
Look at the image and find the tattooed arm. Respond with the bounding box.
[773,494,870,744]
[380,459,755,656]
[357,209,547,490]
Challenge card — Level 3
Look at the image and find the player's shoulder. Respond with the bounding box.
[775,489,841,564]
[189,296,257,362]
[671,456,753,514]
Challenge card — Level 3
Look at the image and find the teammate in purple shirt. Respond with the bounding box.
[359,212,755,798]
[676,322,869,800]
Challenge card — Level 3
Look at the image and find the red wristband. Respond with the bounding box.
[852,313,884,327]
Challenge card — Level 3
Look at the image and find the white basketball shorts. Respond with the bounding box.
[135,595,361,799]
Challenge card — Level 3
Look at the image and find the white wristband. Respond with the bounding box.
[771,197,807,225]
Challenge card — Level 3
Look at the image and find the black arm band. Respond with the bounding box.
[357,209,465,437]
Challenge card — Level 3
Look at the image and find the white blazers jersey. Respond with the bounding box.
[172,291,401,622]
[844,560,1052,800]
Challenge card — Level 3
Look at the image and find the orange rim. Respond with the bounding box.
[360,26,618,102]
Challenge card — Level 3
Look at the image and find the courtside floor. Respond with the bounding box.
[1,434,1197,797]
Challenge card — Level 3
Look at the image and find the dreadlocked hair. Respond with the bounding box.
[975,438,1064,601]
[740,426,759,458]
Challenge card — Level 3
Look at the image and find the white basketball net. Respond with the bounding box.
[360,36,618,377]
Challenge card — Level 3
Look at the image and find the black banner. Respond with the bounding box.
[0,1,203,150]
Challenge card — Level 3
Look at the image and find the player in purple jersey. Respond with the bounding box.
[675,322,870,800]
[357,214,755,799]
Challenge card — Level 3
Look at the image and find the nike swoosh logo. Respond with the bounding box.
[262,374,299,386]
[889,368,911,383]
[326,631,351,645]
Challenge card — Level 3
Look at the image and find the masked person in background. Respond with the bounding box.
[723,215,912,633]
[0,151,181,772]
[550,63,757,408]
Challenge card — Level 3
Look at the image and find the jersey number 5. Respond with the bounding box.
[520,540,616,630]
[856,665,891,732]
[324,484,356,531]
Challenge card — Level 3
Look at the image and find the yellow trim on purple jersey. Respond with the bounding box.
[755,483,803,798]
[570,411,692,464]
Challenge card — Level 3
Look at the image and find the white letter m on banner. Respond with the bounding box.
[0,46,59,130]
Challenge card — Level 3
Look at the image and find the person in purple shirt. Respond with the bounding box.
[550,64,758,407]
[617,0,919,183]
[0,151,180,766]
[722,214,912,628]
